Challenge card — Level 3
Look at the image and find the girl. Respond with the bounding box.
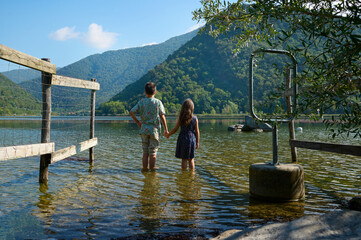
[166,99,199,170]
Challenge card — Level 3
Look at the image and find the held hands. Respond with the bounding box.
[136,121,142,129]
[164,130,169,138]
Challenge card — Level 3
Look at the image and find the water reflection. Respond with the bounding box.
[175,171,201,222]
[247,198,305,223]
[37,183,55,216]
[135,170,162,234]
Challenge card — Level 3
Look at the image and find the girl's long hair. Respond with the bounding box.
[179,98,194,126]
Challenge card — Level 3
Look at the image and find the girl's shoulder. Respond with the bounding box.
[192,115,197,124]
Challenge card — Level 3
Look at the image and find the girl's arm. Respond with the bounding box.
[166,118,180,139]
[195,117,200,149]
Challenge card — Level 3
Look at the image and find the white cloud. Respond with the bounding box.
[49,26,80,41]
[50,23,118,50]
[186,22,205,33]
[141,42,157,47]
[83,23,118,50]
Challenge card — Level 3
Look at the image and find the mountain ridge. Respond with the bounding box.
[15,30,198,114]
[98,29,290,115]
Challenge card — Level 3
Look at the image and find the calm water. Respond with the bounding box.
[0,117,360,239]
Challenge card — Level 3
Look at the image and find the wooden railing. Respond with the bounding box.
[0,44,100,183]
[290,140,361,157]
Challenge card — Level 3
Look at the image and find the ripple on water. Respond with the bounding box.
[0,121,360,238]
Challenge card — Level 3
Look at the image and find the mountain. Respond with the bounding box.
[1,68,40,84]
[18,30,198,114]
[98,30,293,115]
[0,73,41,115]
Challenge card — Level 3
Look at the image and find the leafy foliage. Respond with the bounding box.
[0,73,41,115]
[193,0,361,137]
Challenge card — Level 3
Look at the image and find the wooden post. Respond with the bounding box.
[286,69,297,162]
[89,78,96,165]
[39,58,52,183]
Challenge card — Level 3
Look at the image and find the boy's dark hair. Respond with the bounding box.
[145,82,156,95]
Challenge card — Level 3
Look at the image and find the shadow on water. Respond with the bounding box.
[197,166,306,226]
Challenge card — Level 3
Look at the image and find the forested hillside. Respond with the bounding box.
[18,30,197,114]
[98,30,295,115]
[1,68,40,84]
[0,73,41,115]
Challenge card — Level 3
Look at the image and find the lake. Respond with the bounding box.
[0,116,360,239]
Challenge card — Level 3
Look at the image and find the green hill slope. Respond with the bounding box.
[18,30,197,114]
[98,30,292,115]
[0,73,41,115]
[1,69,40,84]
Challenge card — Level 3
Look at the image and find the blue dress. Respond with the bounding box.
[175,116,197,159]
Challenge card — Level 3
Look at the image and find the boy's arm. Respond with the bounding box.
[160,114,168,136]
[166,118,180,138]
[129,111,142,128]
[195,117,200,149]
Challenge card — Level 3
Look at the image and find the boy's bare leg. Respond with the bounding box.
[149,154,156,169]
[143,153,149,170]
[188,159,195,170]
[181,159,188,170]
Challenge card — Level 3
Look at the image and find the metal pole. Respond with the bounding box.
[272,125,279,165]
[286,69,298,162]
[39,58,52,183]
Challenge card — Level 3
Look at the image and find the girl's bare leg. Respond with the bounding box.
[181,159,188,170]
[188,158,195,170]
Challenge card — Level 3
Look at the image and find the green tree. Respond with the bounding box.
[193,0,361,137]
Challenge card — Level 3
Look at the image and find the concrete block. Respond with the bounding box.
[249,163,305,201]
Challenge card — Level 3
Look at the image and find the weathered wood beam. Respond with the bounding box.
[0,44,56,74]
[51,145,77,164]
[39,58,52,183]
[290,140,361,157]
[80,138,98,152]
[0,143,55,161]
[51,138,98,164]
[52,75,100,90]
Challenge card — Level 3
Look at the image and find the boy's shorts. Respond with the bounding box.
[141,134,159,155]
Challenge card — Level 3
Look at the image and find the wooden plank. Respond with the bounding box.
[290,140,361,157]
[0,143,54,161]
[0,44,56,74]
[80,138,98,152]
[51,145,76,164]
[52,75,100,90]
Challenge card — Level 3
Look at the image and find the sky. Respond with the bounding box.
[0,0,204,68]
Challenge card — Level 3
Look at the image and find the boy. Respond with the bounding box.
[129,82,168,170]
